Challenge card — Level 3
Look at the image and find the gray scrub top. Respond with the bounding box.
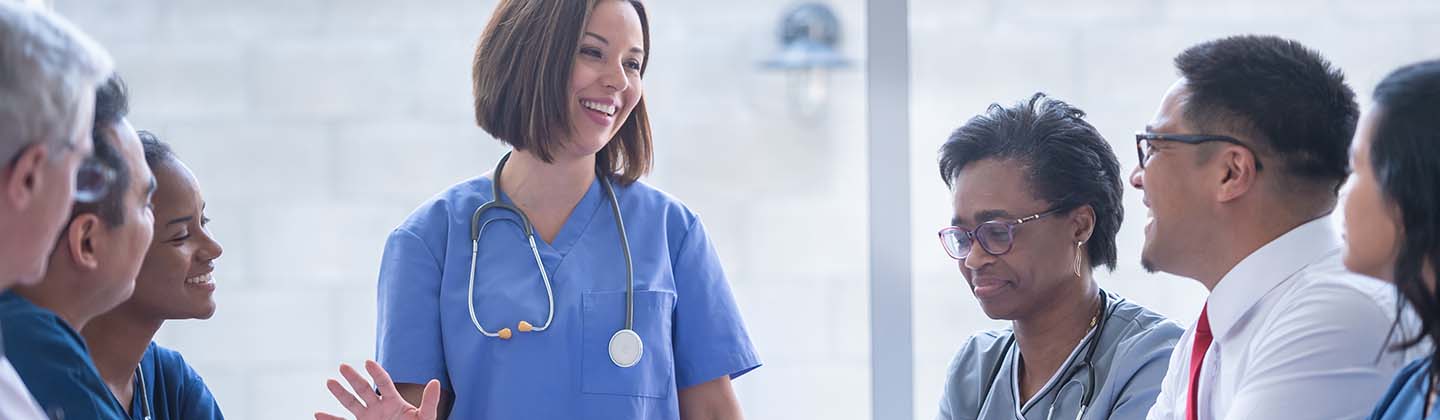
[937,290,1183,420]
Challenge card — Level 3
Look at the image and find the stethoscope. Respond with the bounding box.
[978,290,1110,420]
[465,152,643,368]
[134,365,152,420]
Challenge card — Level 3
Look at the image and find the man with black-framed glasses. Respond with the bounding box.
[934,93,1182,420]
[1135,35,1416,420]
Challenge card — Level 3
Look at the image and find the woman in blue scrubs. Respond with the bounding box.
[1342,59,1440,420]
[83,131,226,420]
[934,94,1182,420]
[316,0,759,419]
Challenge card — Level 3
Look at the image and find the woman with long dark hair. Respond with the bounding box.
[1342,59,1440,419]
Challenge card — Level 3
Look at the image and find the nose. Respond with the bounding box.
[197,227,224,262]
[601,62,629,93]
[1129,164,1145,190]
[961,240,995,271]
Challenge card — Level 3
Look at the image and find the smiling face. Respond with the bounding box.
[1131,79,1218,278]
[123,157,222,320]
[950,158,1083,320]
[561,0,646,159]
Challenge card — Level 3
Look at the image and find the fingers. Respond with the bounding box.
[338,363,380,407]
[365,360,400,401]
[325,378,365,416]
[418,379,442,420]
[314,412,346,420]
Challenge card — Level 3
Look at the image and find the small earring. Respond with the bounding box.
[1074,241,1084,278]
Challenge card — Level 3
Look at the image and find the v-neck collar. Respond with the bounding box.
[494,175,607,259]
[1010,320,1101,415]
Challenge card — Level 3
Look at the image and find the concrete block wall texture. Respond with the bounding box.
[45,0,1440,418]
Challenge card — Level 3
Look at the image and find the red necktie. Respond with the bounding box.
[1186,304,1213,420]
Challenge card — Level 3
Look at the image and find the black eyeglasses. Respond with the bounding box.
[937,208,1064,260]
[1135,132,1264,170]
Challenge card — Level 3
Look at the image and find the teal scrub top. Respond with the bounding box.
[937,290,1182,420]
[128,342,224,420]
[0,291,127,419]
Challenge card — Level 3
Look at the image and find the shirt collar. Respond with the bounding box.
[1206,214,1343,341]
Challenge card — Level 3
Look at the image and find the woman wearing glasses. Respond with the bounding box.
[935,94,1182,420]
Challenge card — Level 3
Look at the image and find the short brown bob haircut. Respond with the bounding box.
[472,0,652,184]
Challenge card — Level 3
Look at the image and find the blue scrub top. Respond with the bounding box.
[0,291,127,419]
[129,342,224,420]
[1369,357,1440,420]
[936,290,1182,420]
[376,173,761,420]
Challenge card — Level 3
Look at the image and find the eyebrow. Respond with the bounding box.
[167,215,194,226]
[583,32,646,55]
[951,209,1016,226]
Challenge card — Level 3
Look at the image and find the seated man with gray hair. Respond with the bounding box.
[0,1,113,418]
[2,75,153,420]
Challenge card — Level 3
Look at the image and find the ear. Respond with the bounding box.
[1215,146,1260,203]
[1068,204,1096,244]
[3,144,48,211]
[64,214,103,271]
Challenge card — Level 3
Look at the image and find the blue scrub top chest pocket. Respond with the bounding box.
[582,290,676,399]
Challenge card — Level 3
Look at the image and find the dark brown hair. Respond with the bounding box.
[472,0,652,184]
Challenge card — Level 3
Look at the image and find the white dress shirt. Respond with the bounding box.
[1146,215,1417,420]
[0,357,47,419]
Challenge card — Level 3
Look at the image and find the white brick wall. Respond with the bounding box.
[47,0,1440,419]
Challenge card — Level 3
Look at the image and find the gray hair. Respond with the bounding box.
[0,1,113,165]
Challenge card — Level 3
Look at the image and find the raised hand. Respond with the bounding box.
[315,360,442,420]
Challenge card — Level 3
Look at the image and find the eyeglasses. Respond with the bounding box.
[72,154,116,204]
[1135,132,1264,170]
[938,207,1064,260]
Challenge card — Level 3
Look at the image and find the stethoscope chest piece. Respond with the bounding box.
[609,328,643,368]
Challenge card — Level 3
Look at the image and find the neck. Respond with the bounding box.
[82,305,161,410]
[499,149,596,208]
[1012,277,1100,401]
[15,274,103,331]
[1193,208,1331,290]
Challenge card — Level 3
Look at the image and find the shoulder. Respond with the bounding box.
[393,175,493,236]
[939,328,1011,413]
[945,328,1012,376]
[147,343,194,372]
[1271,253,1395,322]
[612,179,713,257]
[1372,358,1431,417]
[146,343,214,386]
[612,178,700,229]
[0,298,83,357]
[1106,295,1185,350]
[0,292,54,325]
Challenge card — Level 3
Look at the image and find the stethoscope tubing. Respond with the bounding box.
[465,152,635,335]
[980,289,1110,420]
